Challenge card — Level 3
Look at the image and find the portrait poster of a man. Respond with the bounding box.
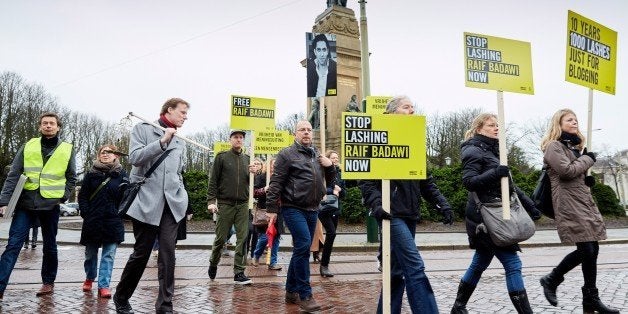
[306,32,337,98]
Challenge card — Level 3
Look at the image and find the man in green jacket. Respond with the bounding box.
[207,130,255,285]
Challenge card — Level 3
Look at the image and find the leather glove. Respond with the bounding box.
[370,206,391,220]
[494,165,510,178]
[584,175,596,187]
[441,209,454,225]
[582,148,597,162]
[530,207,542,221]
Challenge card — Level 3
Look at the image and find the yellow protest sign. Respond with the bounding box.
[230,95,276,131]
[341,113,426,180]
[365,96,392,114]
[213,142,231,154]
[464,32,534,94]
[255,130,294,155]
[565,11,617,95]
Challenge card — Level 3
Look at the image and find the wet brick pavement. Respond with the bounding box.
[0,244,627,313]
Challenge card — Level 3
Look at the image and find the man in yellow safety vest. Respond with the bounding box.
[0,112,77,299]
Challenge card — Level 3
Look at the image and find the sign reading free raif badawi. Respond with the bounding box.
[341,112,426,180]
[565,10,617,95]
[255,130,294,155]
[230,95,276,131]
[464,32,534,94]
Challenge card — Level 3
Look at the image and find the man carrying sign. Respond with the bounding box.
[359,96,454,314]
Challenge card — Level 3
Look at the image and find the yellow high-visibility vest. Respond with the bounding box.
[23,138,72,199]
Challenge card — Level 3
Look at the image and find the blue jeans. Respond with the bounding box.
[0,208,60,292]
[461,248,524,292]
[378,218,438,314]
[253,233,280,266]
[84,242,118,288]
[282,207,317,300]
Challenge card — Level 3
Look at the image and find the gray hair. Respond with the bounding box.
[385,95,412,113]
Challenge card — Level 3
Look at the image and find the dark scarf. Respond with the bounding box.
[40,135,59,148]
[474,134,499,156]
[559,132,582,157]
[159,114,176,129]
[90,159,122,175]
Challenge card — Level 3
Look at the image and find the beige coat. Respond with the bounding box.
[544,140,607,244]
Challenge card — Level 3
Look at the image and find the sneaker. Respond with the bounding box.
[268,264,282,271]
[208,265,217,280]
[299,295,321,312]
[82,279,94,291]
[98,288,112,298]
[35,284,54,297]
[233,272,252,285]
[285,291,300,304]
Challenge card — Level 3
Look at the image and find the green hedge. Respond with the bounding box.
[183,170,210,220]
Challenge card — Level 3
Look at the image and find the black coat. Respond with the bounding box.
[461,135,536,251]
[78,169,127,246]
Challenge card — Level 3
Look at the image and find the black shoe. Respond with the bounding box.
[312,251,320,263]
[320,265,334,277]
[508,290,533,314]
[233,272,252,285]
[539,270,564,306]
[113,294,134,314]
[451,280,476,314]
[208,265,217,280]
[582,287,620,314]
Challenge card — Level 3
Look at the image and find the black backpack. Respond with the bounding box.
[532,166,554,219]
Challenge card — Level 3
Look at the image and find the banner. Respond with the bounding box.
[213,141,232,154]
[341,113,426,180]
[255,130,294,155]
[365,96,392,114]
[565,10,617,94]
[230,95,276,131]
[464,32,534,94]
[306,32,338,97]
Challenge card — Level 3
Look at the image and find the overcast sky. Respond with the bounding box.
[1,0,626,153]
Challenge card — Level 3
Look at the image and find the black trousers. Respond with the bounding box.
[318,212,338,266]
[554,241,600,288]
[115,204,180,312]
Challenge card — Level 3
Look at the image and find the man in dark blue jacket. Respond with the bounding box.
[359,96,454,314]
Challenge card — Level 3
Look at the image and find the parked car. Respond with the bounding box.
[60,202,79,216]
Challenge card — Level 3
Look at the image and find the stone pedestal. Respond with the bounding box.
[306,5,362,154]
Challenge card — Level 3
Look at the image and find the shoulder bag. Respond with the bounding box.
[532,166,554,219]
[117,150,171,217]
[252,203,269,227]
[472,192,536,247]
[318,194,339,216]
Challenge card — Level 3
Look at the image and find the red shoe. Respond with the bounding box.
[98,288,112,298]
[82,279,93,292]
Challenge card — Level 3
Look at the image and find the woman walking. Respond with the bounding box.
[318,150,345,277]
[78,144,127,298]
[252,158,283,270]
[539,109,619,313]
[451,113,541,314]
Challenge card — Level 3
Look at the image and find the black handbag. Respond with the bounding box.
[318,194,339,216]
[117,150,171,217]
[532,166,554,219]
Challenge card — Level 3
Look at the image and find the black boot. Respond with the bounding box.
[539,270,564,306]
[582,287,620,314]
[450,280,476,314]
[508,290,533,314]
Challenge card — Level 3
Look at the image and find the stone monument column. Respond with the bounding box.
[305,5,361,154]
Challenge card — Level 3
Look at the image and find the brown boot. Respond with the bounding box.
[285,291,300,304]
[299,295,321,312]
[35,284,54,297]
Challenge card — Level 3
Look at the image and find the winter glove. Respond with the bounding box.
[370,206,391,220]
[582,148,597,162]
[584,175,596,187]
[494,165,510,178]
[441,209,454,225]
[530,207,542,221]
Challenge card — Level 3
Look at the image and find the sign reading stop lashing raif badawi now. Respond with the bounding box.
[230,95,276,131]
[565,10,617,95]
[341,113,426,180]
[464,32,534,94]
[365,96,392,114]
[255,130,294,155]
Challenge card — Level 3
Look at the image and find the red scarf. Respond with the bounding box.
[159,114,176,129]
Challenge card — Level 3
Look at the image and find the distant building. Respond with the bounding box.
[591,149,628,209]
